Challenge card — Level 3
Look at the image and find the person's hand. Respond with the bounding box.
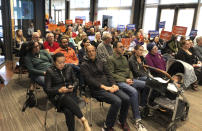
[66,88,73,93]
[58,86,68,93]
[109,87,116,93]
[101,85,111,91]
[112,85,119,92]
[68,85,74,89]
[126,79,134,85]
[45,49,50,53]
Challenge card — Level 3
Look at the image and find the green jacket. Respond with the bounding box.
[107,53,133,82]
[168,40,181,53]
[24,50,52,77]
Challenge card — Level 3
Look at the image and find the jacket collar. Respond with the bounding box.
[113,52,123,59]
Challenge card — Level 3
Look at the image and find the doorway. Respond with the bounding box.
[54,9,62,24]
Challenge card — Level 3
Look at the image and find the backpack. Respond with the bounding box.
[22,93,36,112]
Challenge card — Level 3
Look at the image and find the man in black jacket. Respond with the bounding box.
[81,45,130,131]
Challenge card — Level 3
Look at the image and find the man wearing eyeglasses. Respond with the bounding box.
[24,41,52,89]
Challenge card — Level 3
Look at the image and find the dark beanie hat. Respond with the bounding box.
[147,42,156,52]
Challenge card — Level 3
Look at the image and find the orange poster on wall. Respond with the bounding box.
[75,18,83,24]
[66,20,73,25]
[172,26,187,35]
[121,38,131,49]
[160,31,172,41]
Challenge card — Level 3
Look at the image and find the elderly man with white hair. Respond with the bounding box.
[43,33,59,52]
[96,32,113,62]
[91,32,102,48]
[194,36,202,61]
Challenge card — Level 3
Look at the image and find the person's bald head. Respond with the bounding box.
[86,45,96,61]
[32,32,40,42]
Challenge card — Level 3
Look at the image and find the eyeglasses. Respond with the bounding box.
[62,41,68,43]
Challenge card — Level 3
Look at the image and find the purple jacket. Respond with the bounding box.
[145,53,166,71]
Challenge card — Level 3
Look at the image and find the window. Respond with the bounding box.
[97,9,131,28]
[97,0,132,28]
[160,0,198,4]
[145,0,159,4]
[0,10,2,25]
[70,0,90,8]
[52,0,65,23]
[177,8,195,36]
[143,7,158,34]
[197,6,202,36]
[160,9,175,32]
[98,0,132,8]
[70,0,90,21]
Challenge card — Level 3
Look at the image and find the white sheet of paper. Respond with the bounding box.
[167,83,178,92]
[153,77,169,83]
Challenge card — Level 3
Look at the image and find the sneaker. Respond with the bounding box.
[102,122,115,131]
[119,122,130,131]
[135,120,147,131]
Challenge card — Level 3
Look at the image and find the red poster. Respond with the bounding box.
[85,21,93,27]
[172,26,187,35]
[93,21,101,26]
[121,38,132,49]
[75,18,83,24]
[66,20,73,25]
[160,31,172,41]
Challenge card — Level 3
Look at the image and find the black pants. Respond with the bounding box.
[194,67,202,84]
[59,94,83,131]
[92,89,130,128]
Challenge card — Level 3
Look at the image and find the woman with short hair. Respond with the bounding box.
[45,53,91,131]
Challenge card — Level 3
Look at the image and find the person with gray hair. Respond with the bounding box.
[43,32,59,52]
[194,36,202,61]
[96,32,113,62]
[91,32,102,48]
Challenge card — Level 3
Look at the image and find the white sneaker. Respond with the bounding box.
[135,120,148,131]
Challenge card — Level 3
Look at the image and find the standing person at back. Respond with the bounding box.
[97,32,113,62]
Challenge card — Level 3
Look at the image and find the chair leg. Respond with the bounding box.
[55,109,58,131]
[44,100,49,128]
[90,98,92,126]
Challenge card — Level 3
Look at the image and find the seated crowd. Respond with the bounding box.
[17,24,202,131]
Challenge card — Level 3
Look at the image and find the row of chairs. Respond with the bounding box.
[26,79,104,131]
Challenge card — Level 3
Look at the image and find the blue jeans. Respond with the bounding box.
[92,90,130,128]
[132,77,149,107]
[118,82,141,120]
